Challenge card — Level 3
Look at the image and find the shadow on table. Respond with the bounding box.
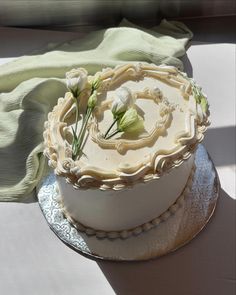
[181,16,236,45]
[203,126,236,166]
[182,53,193,77]
[97,188,235,295]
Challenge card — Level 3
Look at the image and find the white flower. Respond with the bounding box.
[87,90,97,109]
[118,108,144,133]
[111,87,134,119]
[66,68,88,97]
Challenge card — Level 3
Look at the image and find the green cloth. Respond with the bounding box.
[0,19,193,201]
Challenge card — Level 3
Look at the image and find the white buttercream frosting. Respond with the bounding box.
[43,62,210,235]
[59,162,196,239]
[57,154,195,232]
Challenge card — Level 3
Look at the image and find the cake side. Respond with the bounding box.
[57,153,195,232]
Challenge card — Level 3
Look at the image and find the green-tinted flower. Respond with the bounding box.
[118,108,144,133]
[179,71,209,119]
[66,68,88,97]
[122,116,144,133]
[200,95,209,114]
[111,87,134,119]
[87,90,97,109]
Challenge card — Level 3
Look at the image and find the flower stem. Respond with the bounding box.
[71,96,80,160]
[74,88,90,136]
[105,129,121,140]
[73,97,79,135]
[74,107,93,158]
[104,118,119,139]
[71,85,98,160]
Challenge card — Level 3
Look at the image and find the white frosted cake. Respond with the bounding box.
[43,63,210,239]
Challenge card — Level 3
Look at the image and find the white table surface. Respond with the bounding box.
[0,25,235,295]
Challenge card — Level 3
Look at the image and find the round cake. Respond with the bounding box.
[43,62,210,239]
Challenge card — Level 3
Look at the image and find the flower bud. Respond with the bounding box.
[88,90,97,109]
[92,75,101,90]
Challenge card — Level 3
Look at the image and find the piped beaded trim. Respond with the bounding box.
[58,163,196,240]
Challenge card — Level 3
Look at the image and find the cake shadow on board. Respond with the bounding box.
[203,126,236,167]
[96,188,235,295]
[181,53,192,77]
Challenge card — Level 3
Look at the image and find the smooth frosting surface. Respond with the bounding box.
[57,153,194,231]
[44,62,209,189]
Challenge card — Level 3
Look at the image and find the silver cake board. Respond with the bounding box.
[36,144,220,261]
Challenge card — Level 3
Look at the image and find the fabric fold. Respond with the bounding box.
[0,19,193,201]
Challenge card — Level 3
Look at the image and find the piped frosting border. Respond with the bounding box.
[43,62,210,190]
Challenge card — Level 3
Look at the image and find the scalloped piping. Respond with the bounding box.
[58,163,196,240]
[43,63,210,191]
[89,88,173,154]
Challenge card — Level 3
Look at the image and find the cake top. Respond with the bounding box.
[44,62,210,190]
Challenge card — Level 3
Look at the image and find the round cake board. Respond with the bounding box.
[36,145,220,261]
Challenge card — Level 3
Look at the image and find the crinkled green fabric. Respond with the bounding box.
[0,19,193,201]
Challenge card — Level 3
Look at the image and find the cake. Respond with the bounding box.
[43,62,210,239]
